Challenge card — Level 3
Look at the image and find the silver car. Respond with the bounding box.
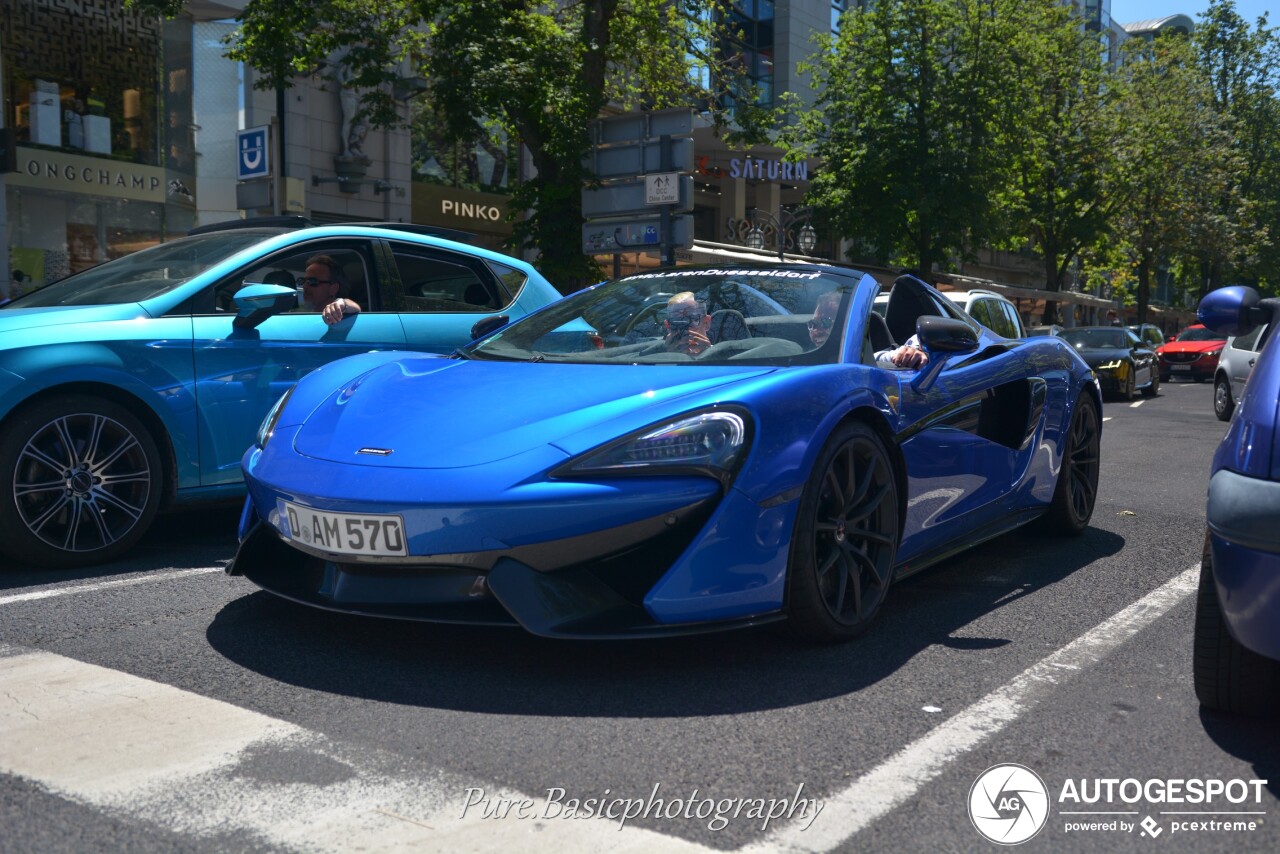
[1214,322,1270,420]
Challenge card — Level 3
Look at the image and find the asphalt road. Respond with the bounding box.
[1,378,1274,853]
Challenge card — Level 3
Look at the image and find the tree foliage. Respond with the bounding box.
[790,0,1021,276]
[1191,0,1280,293]
[131,0,761,291]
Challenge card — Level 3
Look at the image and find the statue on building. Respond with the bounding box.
[334,49,371,169]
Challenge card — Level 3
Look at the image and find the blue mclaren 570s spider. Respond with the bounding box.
[230,265,1102,642]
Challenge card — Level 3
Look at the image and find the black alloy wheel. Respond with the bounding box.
[1038,392,1100,535]
[1213,376,1235,422]
[1142,368,1159,397]
[0,396,163,568]
[787,421,899,642]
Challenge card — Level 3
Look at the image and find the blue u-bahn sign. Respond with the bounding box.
[236,126,271,181]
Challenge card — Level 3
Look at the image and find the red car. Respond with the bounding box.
[1157,324,1228,382]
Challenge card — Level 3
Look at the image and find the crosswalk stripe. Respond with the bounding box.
[0,645,713,852]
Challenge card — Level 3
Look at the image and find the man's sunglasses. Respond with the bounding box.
[807,316,834,331]
[296,277,332,288]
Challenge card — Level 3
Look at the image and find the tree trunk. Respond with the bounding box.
[1136,255,1152,325]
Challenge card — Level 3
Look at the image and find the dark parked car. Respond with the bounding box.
[1059,326,1159,400]
[1156,323,1228,382]
[1195,285,1280,715]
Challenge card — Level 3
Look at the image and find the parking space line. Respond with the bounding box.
[0,567,224,607]
[748,565,1200,853]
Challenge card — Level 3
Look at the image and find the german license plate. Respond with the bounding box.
[1172,365,1191,371]
[280,501,407,556]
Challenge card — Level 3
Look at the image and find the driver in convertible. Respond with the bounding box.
[808,291,928,369]
[664,292,713,356]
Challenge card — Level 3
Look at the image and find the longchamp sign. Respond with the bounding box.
[10,147,166,203]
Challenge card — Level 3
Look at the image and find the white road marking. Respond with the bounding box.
[0,567,224,607]
[1130,399,1145,408]
[0,567,1202,852]
[0,645,713,853]
[747,565,1200,854]
[1102,416,1113,422]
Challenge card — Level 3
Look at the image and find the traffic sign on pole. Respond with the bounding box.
[586,137,694,179]
[236,126,271,181]
[581,175,692,217]
[582,216,693,255]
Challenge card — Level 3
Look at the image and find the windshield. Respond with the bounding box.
[465,267,865,365]
[2,229,287,308]
[1174,326,1228,343]
[1060,328,1130,349]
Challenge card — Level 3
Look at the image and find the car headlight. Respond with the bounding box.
[256,386,296,448]
[1203,349,1222,359]
[556,408,750,485]
[1097,360,1123,371]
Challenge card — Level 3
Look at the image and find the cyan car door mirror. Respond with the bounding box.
[232,283,300,330]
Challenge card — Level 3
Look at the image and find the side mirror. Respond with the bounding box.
[1198,286,1272,337]
[232,283,299,329]
[909,316,980,394]
[470,314,510,341]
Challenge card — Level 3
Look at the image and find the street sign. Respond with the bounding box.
[582,215,693,255]
[645,173,682,205]
[582,175,692,217]
[236,126,271,181]
[586,137,694,179]
[591,108,694,145]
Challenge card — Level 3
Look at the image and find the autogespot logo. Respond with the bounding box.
[969,764,1051,845]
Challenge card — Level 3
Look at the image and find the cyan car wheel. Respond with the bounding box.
[786,421,899,642]
[1038,393,1099,536]
[1193,533,1280,716]
[1213,375,1235,421]
[0,396,163,568]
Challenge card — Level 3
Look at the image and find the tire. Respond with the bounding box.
[1119,366,1136,401]
[1141,369,1159,397]
[0,396,163,568]
[1193,532,1280,716]
[1038,392,1100,536]
[1213,376,1235,422]
[786,421,899,642]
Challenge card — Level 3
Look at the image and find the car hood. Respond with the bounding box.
[1158,340,1223,355]
[0,302,150,336]
[292,360,774,469]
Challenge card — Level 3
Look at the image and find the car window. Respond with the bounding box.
[1233,325,1264,351]
[388,243,506,313]
[484,260,527,302]
[200,245,373,314]
[968,298,993,329]
[1002,301,1024,337]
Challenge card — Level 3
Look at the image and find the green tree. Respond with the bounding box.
[790,0,1020,276]
[1108,35,1242,323]
[999,0,1121,324]
[1192,0,1280,294]
[132,0,762,291]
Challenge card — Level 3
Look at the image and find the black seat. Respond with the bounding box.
[708,309,750,343]
[884,276,938,344]
[868,312,895,353]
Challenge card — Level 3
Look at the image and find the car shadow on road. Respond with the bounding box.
[0,504,241,591]
[204,524,1127,717]
[1199,710,1280,799]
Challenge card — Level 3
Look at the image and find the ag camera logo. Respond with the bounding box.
[969,764,1050,845]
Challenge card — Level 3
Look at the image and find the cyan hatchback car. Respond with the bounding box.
[0,224,561,568]
[1195,285,1280,715]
